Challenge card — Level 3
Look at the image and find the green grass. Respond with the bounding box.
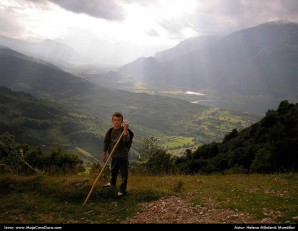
[0,173,297,224]
[162,135,194,152]
[75,147,94,158]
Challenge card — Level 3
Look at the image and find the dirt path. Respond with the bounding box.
[121,195,277,224]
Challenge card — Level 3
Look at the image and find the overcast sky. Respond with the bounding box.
[1,0,298,66]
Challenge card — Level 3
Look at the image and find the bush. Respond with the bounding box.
[0,163,12,174]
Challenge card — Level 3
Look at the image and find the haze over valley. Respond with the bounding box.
[76,22,298,115]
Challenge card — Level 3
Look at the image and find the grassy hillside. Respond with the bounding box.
[0,87,101,163]
[0,173,297,224]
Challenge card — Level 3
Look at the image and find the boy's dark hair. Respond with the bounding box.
[112,112,123,120]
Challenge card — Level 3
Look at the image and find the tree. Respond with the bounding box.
[135,136,174,174]
[146,149,173,175]
[47,147,84,174]
[24,147,47,170]
[250,145,273,173]
[222,129,239,144]
[0,132,37,174]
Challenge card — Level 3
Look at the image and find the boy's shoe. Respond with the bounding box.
[102,183,112,188]
[116,191,127,198]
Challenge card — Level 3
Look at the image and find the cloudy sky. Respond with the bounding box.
[1,0,298,66]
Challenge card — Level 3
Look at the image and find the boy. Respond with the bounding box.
[102,112,133,197]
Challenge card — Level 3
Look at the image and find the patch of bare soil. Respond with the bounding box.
[122,195,278,224]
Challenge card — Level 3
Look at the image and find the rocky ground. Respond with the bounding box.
[121,194,286,224]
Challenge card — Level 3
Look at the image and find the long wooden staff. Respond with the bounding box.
[83,130,124,206]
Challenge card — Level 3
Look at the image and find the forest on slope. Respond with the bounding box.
[175,100,298,174]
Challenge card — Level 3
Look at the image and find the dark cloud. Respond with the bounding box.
[48,0,125,21]
[122,0,160,7]
[158,15,193,39]
[158,0,298,38]
[47,0,161,21]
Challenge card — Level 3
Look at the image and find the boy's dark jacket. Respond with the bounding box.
[103,127,134,156]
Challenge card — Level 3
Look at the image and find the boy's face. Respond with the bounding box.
[112,116,123,128]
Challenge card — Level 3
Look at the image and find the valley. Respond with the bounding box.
[79,69,284,116]
[1,21,298,163]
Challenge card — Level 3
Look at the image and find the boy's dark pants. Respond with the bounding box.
[110,157,129,193]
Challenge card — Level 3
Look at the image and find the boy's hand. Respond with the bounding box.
[124,122,129,130]
[102,152,107,162]
[123,122,129,135]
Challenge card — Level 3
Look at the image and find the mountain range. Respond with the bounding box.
[0,45,96,99]
[2,21,297,114]
[0,35,83,67]
[1,21,297,160]
[118,21,298,114]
